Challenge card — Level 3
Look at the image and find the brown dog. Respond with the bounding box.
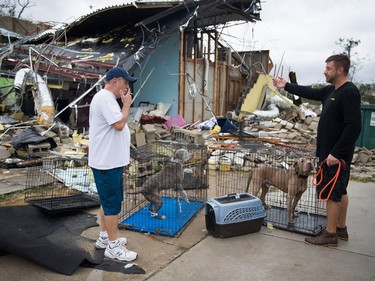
[247,158,315,224]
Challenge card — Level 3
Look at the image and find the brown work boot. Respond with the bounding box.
[336,226,349,241]
[305,230,338,247]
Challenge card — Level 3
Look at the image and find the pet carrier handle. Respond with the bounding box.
[227,193,240,199]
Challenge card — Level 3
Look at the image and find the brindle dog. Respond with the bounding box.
[128,149,191,219]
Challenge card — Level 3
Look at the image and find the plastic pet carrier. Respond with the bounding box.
[205,193,265,238]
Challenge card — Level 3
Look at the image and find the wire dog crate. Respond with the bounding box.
[25,156,100,213]
[119,141,208,237]
[210,141,326,236]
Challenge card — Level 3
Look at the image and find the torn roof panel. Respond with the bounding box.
[65,2,177,39]
[0,28,24,39]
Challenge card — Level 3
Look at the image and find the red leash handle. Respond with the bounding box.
[312,159,345,202]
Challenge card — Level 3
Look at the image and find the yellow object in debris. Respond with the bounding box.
[210,125,221,134]
[98,53,115,62]
[72,130,83,145]
[219,164,231,171]
[239,74,270,117]
[239,74,296,119]
[266,222,274,230]
[13,112,24,120]
[37,105,55,125]
[102,38,114,44]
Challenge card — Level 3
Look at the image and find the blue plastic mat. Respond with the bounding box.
[120,197,204,237]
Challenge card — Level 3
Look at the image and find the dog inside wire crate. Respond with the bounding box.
[119,141,208,237]
[211,141,326,236]
[24,156,99,214]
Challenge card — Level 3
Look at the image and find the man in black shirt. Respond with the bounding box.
[273,54,361,246]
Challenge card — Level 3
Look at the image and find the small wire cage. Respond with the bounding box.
[211,141,326,236]
[25,156,100,213]
[119,141,208,237]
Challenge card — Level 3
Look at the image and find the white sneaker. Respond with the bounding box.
[95,237,127,249]
[104,244,137,262]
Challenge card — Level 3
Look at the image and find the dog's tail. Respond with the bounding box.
[245,169,254,193]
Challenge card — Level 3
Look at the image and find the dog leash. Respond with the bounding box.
[312,159,345,202]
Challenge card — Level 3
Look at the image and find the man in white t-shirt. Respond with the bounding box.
[89,67,137,262]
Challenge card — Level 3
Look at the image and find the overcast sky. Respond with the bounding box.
[22,0,375,85]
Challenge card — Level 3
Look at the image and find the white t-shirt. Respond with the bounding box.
[88,89,130,169]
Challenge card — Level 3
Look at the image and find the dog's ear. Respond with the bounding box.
[293,160,299,173]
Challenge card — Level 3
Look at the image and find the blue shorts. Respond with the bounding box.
[91,167,124,215]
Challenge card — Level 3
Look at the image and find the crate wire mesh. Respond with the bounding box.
[25,156,100,213]
[211,141,326,236]
[119,141,208,237]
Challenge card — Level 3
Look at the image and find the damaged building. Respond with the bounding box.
[0,0,373,179]
[0,1,265,124]
[0,0,269,147]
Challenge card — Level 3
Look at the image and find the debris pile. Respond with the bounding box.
[0,93,373,191]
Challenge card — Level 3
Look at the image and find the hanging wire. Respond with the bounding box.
[186,73,215,119]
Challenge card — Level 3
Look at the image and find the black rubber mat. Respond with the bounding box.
[0,205,145,275]
[264,206,326,236]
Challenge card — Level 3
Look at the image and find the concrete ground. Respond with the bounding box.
[0,180,374,281]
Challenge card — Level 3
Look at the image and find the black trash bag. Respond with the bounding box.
[11,127,57,150]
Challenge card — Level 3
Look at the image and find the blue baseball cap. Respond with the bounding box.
[105,67,137,82]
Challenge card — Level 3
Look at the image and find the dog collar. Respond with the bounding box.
[296,172,310,179]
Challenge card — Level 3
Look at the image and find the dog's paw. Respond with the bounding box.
[150,212,166,219]
[153,214,167,219]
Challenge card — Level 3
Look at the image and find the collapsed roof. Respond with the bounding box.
[0,0,262,83]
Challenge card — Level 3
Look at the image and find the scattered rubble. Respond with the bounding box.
[0,91,373,200]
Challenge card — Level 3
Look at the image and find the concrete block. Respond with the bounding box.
[273,123,283,130]
[27,143,51,154]
[280,120,287,126]
[57,127,69,139]
[308,121,318,131]
[135,132,146,147]
[0,146,11,159]
[304,116,313,126]
[61,138,73,144]
[142,124,156,133]
[286,132,301,140]
[285,122,294,130]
